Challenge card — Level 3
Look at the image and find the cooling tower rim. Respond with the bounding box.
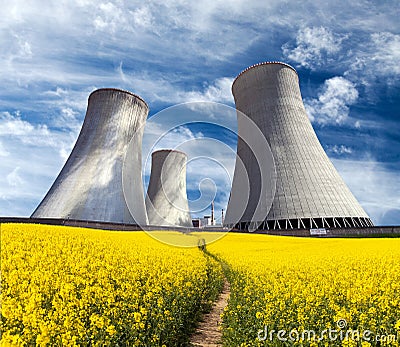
[152,148,188,158]
[232,61,298,89]
[89,88,148,109]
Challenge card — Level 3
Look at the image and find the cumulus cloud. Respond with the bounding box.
[304,77,358,125]
[1,0,399,224]
[132,6,154,29]
[0,111,76,152]
[346,32,400,86]
[282,26,347,69]
[0,110,78,215]
[0,141,10,157]
[325,144,352,155]
[117,63,234,104]
[146,125,204,159]
[7,167,24,187]
[0,111,49,139]
[176,78,234,104]
[332,158,400,226]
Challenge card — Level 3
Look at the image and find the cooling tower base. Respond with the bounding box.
[228,216,374,231]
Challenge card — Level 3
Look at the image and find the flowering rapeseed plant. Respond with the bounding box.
[2,225,399,346]
[0,224,223,346]
[207,234,400,347]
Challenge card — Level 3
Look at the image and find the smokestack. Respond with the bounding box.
[211,200,215,226]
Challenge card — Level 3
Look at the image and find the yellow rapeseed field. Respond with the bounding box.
[0,224,223,346]
[207,233,400,347]
[1,225,399,346]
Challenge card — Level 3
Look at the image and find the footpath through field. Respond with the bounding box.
[190,278,230,347]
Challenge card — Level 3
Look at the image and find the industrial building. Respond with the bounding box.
[224,62,373,230]
[146,149,192,227]
[31,88,148,225]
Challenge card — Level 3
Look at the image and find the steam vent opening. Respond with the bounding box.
[224,62,373,231]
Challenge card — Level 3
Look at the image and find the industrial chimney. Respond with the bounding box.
[211,200,215,226]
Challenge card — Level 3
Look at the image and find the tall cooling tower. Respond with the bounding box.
[225,62,373,230]
[146,150,192,227]
[31,88,148,224]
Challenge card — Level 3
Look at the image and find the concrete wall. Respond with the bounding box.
[225,62,372,230]
[31,88,148,224]
[1,218,398,237]
[146,150,192,227]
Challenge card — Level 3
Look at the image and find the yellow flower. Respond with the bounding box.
[1,224,224,346]
[134,312,142,323]
[395,319,400,331]
[106,325,116,336]
[207,232,400,347]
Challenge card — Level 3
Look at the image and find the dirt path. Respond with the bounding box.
[190,279,230,347]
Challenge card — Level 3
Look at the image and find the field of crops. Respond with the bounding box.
[0,224,223,346]
[207,234,400,346]
[1,224,399,346]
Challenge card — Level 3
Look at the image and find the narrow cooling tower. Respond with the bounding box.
[146,150,192,227]
[225,62,373,230]
[31,88,148,225]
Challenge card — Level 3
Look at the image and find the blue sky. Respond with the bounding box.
[1,0,399,225]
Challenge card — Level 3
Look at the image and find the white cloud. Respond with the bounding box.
[117,63,234,104]
[93,2,127,33]
[178,78,234,104]
[0,111,46,137]
[282,26,347,68]
[370,32,400,75]
[304,77,358,125]
[0,0,399,225]
[346,32,400,86]
[143,124,204,176]
[0,111,76,153]
[7,167,24,187]
[132,6,154,29]
[151,125,204,155]
[326,145,352,155]
[0,141,10,157]
[332,158,400,226]
[142,108,237,218]
[0,110,78,216]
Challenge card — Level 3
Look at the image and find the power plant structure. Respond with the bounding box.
[145,149,192,227]
[211,200,215,226]
[224,62,373,230]
[31,88,149,225]
[29,63,375,233]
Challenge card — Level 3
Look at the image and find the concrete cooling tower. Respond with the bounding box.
[146,150,192,227]
[225,62,373,230]
[31,88,148,225]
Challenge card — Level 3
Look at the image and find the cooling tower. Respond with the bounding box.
[146,150,192,227]
[225,62,373,230]
[31,88,148,225]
